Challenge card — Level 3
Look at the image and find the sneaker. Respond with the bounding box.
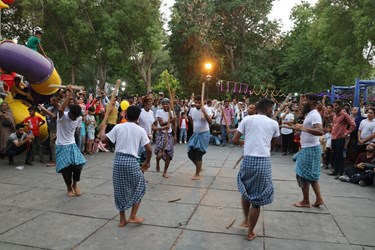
[184,141,187,144]
[359,180,369,186]
[179,141,182,144]
[220,144,226,147]
[334,174,341,180]
[339,175,350,182]
[229,144,234,148]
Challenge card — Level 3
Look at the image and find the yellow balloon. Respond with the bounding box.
[120,100,129,110]
[0,1,9,9]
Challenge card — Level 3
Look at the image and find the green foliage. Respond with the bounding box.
[152,70,183,97]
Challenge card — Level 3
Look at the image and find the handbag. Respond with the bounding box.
[1,119,12,127]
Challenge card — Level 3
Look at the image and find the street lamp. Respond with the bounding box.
[204,63,212,99]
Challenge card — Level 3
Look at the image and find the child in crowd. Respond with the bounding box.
[23,106,45,163]
[85,106,96,155]
[179,112,189,143]
[323,124,332,169]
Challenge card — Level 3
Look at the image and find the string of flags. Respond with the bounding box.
[216,80,286,97]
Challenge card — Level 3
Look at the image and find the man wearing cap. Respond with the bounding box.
[154,98,176,178]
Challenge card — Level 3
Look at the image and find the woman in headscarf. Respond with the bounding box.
[0,102,15,157]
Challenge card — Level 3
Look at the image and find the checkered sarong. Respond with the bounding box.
[113,152,146,211]
[237,156,274,206]
[295,145,321,181]
[56,144,86,173]
[187,131,210,153]
[154,131,174,160]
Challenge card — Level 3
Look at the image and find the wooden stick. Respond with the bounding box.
[233,156,243,169]
[48,84,84,90]
[168,197,181,203]
[101,79,121,126]
[226,217,236,229]
[201,82,205,118]
[272,93,293,119]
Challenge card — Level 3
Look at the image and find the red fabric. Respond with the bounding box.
[0,72,16,91]
[331,111,356,139]
[354,152,375,165]
[179,117,189,130]
[23,116,43,136]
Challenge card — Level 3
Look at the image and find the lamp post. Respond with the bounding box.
[204,63,212,100]
[216,81,221,99]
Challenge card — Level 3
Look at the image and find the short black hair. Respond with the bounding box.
[127,105,141,121]
[28,106,38,112]
[194,95,201,102]
[333,100,343,107]
[69,104,82,117]
[305,93,319,102]
[35,30,43,35]
[16,123,25,130]
[257,98,274,113]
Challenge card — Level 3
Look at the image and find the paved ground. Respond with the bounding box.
[0,144,374,250]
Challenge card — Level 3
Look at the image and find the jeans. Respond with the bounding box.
[7,143,32,162]
[221,125,232,145]
[180,128,187,142]
[210,135,221,145]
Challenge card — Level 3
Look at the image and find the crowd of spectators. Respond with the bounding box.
[0,87,374,187]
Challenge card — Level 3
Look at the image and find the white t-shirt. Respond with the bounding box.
[57,112,82,145]
[237,114,280,157]
[300,109,322,148]
[106,122,150,158]
[155,109,174,133]
[280,112,294,135]
[138,108,155,137]
[359,118,375,143]
[324,132,332,148]
[189,107,213,133]
[180,118,187,129]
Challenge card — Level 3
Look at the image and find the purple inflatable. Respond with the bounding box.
[0,41,54,84]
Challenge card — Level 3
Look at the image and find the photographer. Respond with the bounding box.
[6,123,33,165]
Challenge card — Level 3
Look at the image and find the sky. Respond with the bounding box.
[160,0,318,33]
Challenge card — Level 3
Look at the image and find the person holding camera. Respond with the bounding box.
[6,123,33,165]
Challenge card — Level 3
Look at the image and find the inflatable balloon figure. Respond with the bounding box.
[0,41,62,141]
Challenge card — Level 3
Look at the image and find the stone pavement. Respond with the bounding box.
[0,144,374,250]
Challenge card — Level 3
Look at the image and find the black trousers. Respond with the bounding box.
[61,165,83,187]
[281,133,294,153]
[332,138,345,174]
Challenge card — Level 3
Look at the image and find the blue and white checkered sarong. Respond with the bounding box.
[237,156,274,206]
[56,144,86,173]
[295,145,321,181]
[113,152,146,211]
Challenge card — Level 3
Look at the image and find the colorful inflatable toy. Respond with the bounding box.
[0,41,62,141]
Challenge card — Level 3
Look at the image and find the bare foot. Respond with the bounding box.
[67,191,75,197]
[312,200,324,207]
[128,217,144,224]
[240,221,249,228]
[246,232,257,241]
[118,220,127,227]
[72,185,82,196]
[162,173,170,178]
[292,201,311,208]
[191,175,200,180]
